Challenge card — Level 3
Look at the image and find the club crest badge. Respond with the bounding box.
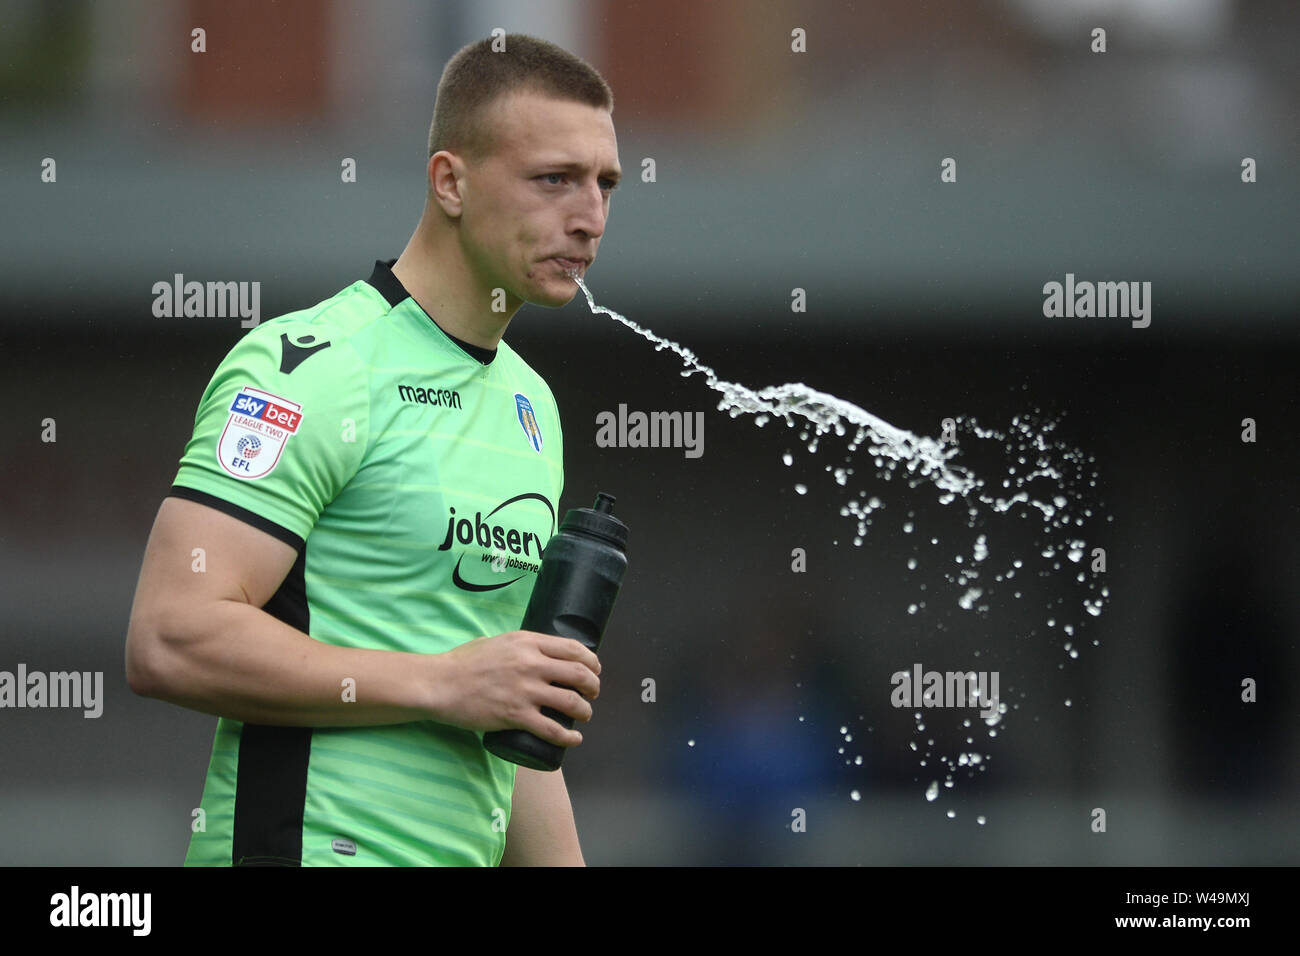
[514,393,543,453]
[217,385,304,479]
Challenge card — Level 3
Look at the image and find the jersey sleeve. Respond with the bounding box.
[169,322,371,545]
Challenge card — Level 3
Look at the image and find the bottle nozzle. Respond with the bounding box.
[593,492,616,514]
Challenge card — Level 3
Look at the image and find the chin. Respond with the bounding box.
[527,284,578,309]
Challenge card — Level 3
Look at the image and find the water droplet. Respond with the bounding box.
[977,815,987,825]
[946,810,956,819]
[687,739,695,747]
[925,781,939,801]
[563,280,1106,813]
[850,789,861,802]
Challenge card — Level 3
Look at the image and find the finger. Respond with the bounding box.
[534,633,600,674]
[541,685,594,723]
[546,661,599,700]
[530,712,583,748]
[535,712,582,749]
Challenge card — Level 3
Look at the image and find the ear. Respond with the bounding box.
[428,150,465,218]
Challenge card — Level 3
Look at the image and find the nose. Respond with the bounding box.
[568,181,607,241]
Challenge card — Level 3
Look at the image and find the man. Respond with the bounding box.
[124,33,622,866]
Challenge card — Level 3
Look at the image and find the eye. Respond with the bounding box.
[539,173,565,186]
[599,179,618,193]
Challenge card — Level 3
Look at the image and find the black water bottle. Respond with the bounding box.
[483,492,628,771]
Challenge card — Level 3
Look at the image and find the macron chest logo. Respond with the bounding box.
[397,384,463,409]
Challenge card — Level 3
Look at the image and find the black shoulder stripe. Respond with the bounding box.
[167,485,305,552]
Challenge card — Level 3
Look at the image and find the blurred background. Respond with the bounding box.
[1,0,1297,865]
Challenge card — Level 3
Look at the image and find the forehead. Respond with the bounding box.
[485,90,618,163]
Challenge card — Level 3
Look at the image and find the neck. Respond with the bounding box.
[391,206,520,350]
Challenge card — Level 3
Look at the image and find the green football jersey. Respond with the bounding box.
[171,259,564,866]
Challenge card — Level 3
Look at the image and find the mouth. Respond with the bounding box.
[548,257,589,277]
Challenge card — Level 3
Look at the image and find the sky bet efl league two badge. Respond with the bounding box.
[217,386,304,479]
[515,392,543,453]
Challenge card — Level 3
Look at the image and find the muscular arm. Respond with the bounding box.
[125,496,602,740]
[500,767,586,866]
[125,496,446,726]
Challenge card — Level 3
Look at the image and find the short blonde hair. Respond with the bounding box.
[428,34,613,164]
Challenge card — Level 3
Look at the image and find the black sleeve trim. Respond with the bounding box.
[167,485,305,552]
